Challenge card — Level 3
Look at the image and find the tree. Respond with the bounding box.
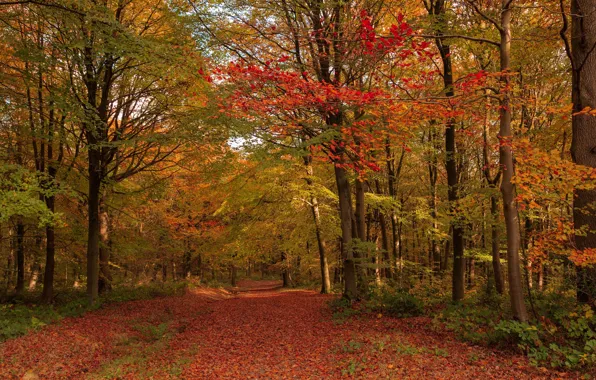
[497,0,527,322]
[562,0,596,304]
[425,0,466,302]
[39,0,195,303]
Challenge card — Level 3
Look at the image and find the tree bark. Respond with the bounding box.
[41,196,56,303]
[429,0,465,301]
[98,201,112,293]
[353,178,368,293]
[230,264,237,287]
[183,238,192,279]
[570,0,596,304]
[86,147,101,305]
[375,180,391,278]
[302,154,331,293]
[491,195,505,294]
[335,160,357,300]
[281,251,291,288]
[428,127,442,274]
[499,0,527,321]
[15,220,25,295]
[386,141,404,276]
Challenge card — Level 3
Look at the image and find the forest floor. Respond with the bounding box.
[0,280,581,379]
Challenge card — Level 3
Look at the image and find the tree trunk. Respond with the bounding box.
[197,253,203,279]
[281,251,291,288]
[230,264,237,287]
[28,264,40,291]
[499,1,527,321]
[570,0,596,305]
[335,161,357,300]
[15,220,25,295]
[428,127,441,274]
[373,181,391,279]
[183,238,192,278]
[41,194,56,303]
[86,140,101,305]
[538,263,544,292]
[302,154,331,293]
[430,0,465,301]
[353,178,368,293]
[28,234,42,291]
[386,142,404,277]
[98,201,112,293]
[491,195,505,294]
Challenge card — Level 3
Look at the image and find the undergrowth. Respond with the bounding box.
[435,287,596,371]
[329,281,596,372]
[0,281,187,342]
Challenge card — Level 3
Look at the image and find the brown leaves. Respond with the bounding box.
[0,282,572,379]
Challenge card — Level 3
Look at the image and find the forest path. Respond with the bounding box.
[0,281,569,379]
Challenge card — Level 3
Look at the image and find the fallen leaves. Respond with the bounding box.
[0,281,585,379]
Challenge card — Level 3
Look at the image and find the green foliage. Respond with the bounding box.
[435,290,596,370]
[0,164,59,226]
[394,342,422,355]
[368,287,423,318]
[0,282,187,342]
[132,322,172,342]
[496,304,596,369]
[433,347,449,357]
[339,339,363,353]
[434,293,507,344]
[328,297,361,323]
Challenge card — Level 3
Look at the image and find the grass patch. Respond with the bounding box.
[328,297,363,324]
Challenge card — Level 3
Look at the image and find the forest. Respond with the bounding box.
[1,0,596,378]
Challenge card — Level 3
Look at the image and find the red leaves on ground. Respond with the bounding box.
[0,282,574,379]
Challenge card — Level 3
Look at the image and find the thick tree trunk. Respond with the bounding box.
[499,1,527,321]
[87,147,101,305]
[98,202,112,293]
[431,0,465,301]
[570,0,596,304]
[335,161,357,300]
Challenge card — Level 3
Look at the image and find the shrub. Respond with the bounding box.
[327,297,361,322]
[496,305,596,369]
[370,288,423,318]
[433,294,507,345]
